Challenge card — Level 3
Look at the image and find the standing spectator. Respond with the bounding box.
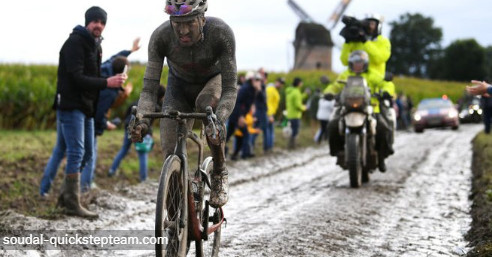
[250,69,268,154]
[46,6,126,218]
[307,88,321,138]
[396,93,409,130]
[80,56,133,192]
[108,85,165,180]
[266,77,285,152]
[285,77,306,149]
[40,39,139,196]
[231,105,260,160]
[316,75,333,143]
[481,95,492,134]
[226,72,262,157]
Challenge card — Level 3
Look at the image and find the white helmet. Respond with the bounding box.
[365,13,384,35]
[348,50,369,73]
[165,0,208,17]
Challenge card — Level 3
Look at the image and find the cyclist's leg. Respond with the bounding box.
[160,78,195,159]
[195,74,229,207]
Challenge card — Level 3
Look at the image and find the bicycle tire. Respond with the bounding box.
[200,157,222,257]
[156,155,189,257]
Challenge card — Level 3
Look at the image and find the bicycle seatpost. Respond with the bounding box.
[205,106,217,139]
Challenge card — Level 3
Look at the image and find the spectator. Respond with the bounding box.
[316,76,334,143]
[40,38,140,196]
[231,105,260,160]
[226,72,262,157]
[266,77,285,152]
[250,69,268,154]
[285,77,307,149]
[44,6,126,219]
[307,88,321,137]
[80,56,134,192]
[108,85,166,180]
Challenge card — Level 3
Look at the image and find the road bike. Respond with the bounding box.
[131,106,225,257]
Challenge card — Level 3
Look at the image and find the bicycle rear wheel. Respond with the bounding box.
[156,155,188,257]
[196,157,222,257]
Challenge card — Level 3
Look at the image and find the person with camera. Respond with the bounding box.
[339,14,391,75]
[324,50,394,172]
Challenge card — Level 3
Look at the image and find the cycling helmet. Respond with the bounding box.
[365,13,384,35]
[165,0,208,17]
[348,50,369,73]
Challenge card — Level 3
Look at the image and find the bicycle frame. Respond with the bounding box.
[134,108,225,241]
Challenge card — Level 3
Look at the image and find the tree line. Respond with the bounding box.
[387,13,490,82]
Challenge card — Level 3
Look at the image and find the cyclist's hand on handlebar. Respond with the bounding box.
[130,123,148,143]
[205,118,226,146]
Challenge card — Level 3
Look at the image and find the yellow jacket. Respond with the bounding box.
[340,35,391,75]
[235,112,260,137]
[266,85,280,117]
[323,69,394,113]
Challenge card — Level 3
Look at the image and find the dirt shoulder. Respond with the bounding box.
[467,132,492,256]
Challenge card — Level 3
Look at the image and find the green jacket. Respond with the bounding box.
[340,35,391,75]
[323,69,394,113]
[285,86,306,119]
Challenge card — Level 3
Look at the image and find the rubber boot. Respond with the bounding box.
[288,136,296,150]
[209,168,229,208]
[57,173,99,219]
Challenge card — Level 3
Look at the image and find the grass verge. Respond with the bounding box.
[467,132,492,256]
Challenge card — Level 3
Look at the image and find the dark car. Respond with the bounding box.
[459,96,482,123]
[412,97,459,133]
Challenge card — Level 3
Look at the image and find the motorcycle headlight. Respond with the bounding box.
[345,98,364,110]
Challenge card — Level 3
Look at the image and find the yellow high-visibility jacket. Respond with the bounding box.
[323,69,394,113]
[340,35,391,75]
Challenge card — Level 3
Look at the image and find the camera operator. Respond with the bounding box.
[339,14,391,76]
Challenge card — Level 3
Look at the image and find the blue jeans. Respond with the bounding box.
[81,137,97,192]
[289,119,300,138]
[109,129,148,182]
[40,117,66,195]
[40,110,93,194]
[250,112,269,152]
[265,121,274,150]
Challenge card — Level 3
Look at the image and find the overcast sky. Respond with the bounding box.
[1,0,490,73]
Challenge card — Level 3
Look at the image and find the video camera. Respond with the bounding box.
[339,15,368,43]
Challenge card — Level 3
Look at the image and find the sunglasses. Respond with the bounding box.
[165,4,198,16]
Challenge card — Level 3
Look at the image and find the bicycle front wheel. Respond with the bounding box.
[200,157,222,257]
[156,155,188,257]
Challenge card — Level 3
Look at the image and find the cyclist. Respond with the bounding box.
[130,0,237,208]
[324,50,394,172]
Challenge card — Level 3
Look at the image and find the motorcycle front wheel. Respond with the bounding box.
[347,134,362,188]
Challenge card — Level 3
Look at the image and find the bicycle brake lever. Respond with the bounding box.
[205,106,217,139]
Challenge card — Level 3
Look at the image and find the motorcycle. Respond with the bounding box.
[338,76,378,188]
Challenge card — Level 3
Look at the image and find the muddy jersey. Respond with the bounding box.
[138,16,237,123]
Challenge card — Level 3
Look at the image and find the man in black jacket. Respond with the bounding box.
[48,6,126,219]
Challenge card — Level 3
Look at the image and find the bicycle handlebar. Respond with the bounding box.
[131,106,210,120]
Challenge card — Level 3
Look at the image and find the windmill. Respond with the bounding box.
[288,0,351,70]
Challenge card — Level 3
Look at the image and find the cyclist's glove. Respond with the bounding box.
[205,117,226,146]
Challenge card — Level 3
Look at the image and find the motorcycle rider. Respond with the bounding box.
[340,13,391,75]
[325,50,394,172]
[130,0,237,208]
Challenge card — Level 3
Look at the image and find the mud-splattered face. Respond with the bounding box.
[171,16,205,47]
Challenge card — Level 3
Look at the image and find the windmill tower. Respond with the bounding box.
[288,0,351,71]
